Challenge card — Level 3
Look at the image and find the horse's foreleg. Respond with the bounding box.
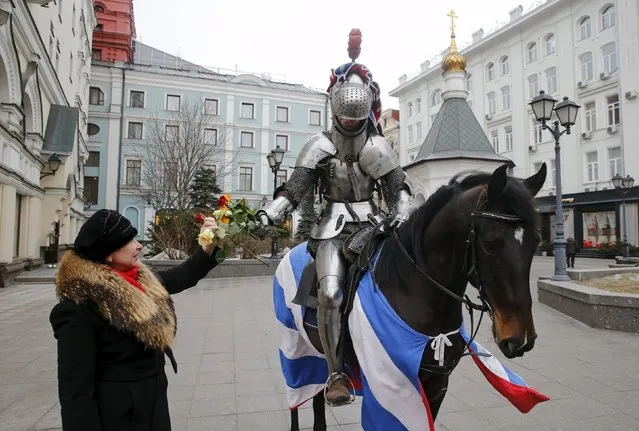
[290,407,299,431]
[420,374,450,420]
[312,391,327,431]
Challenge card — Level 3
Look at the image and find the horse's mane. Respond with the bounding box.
[375,170,539,288]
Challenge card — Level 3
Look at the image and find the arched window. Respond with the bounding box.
[500,56,510,76]
[430,89,442,106]
[578,16,592,40]
[416,98,422,113]
[545,34,556,55]
[601,5,616,30]
[526,42,537,64]
[486,63,495,81]
[407,102,413,117]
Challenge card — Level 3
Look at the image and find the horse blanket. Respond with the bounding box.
[274,242,549,430]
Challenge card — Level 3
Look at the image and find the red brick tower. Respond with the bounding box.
[91,0,136,63]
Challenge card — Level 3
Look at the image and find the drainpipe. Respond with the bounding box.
[116,67,126,212]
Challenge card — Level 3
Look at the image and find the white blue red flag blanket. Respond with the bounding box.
[274,242,549,429]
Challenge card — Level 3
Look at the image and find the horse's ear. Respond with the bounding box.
[486,164,508,202]
[523,162,547,197]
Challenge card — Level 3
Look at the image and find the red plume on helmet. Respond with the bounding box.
[348,28,362,62]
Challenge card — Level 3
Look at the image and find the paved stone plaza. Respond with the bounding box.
[1,256,638,430]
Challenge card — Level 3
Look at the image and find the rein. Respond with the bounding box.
[390,208,524,374]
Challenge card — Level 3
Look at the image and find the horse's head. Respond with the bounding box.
[468,163,546,359]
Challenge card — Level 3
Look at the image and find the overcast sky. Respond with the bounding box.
[133,0,541,109]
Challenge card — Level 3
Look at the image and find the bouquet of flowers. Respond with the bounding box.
[194,194,264,263]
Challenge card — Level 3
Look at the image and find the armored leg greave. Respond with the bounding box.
[315,240,347,375]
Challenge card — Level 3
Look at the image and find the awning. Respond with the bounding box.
[42,105,79,153]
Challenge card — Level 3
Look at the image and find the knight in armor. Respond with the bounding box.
[257,29,420,406]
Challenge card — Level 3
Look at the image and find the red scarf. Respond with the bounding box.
[112,267,145,293]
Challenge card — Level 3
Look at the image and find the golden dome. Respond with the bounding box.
[441,10,467,73]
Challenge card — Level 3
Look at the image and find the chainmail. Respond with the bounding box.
[379,167,409,210]
[278,167,319,207]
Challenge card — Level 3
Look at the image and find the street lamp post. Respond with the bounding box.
[611,173,635,258]
[530,90,580,281]
[266,145,286,258]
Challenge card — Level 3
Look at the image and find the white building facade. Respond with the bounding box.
[391,0,639,250]
[0,0,96,286]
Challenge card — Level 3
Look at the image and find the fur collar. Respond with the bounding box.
[56,251,176,350]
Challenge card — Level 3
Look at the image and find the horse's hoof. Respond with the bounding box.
[325,379,353,407]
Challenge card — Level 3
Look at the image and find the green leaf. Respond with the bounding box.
[216,227,227,239]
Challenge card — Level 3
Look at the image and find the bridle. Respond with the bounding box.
[391,207,524,374]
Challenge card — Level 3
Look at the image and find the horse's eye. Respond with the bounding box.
[483,240,497,254]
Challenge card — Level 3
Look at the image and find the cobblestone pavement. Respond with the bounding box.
[0,256,638,430]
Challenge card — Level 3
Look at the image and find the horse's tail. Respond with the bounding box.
[273,243,328,409]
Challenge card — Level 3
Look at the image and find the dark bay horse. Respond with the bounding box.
[277,163,547,431]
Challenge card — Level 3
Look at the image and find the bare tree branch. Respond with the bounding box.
[142,99,237,211]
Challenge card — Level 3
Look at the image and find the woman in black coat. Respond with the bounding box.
[50,209,221,431]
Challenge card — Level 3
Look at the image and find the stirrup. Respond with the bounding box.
[324,372,356,407]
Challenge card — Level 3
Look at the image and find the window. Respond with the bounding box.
[579,52,594,81]
[545,67,557,94]
[527,43,537,63]
[486,63,495,81]
[602,43,618,73]
[602,5,616,30]
[94,4,104,13]
[533,120,543,144]
[309,110,321,126]
[69,53,74,82]
[276,106,289,122]
[126,160,141,186]
[500,56,510,76]
[465,74,472,91]
[84,176,98,205]
[431,89,442,106]
[241,102,254,119]
[505,126,513,151]
[407,125,414,142]
[204,128,218,145]
[166,94,180,111]
[545,34,556,55]
[88,123,100,136]
[89,87,104,105]
[416,121,422,140]
[203,98,218,115]
[586,151,599,182]
[128,122,143,139]
[408,102,413,117]
[91,49,101,61]
[276,134,289,150]
[551,160,556,186]
[165,125,179,141]
[130,91,144,108]
[276,169,287,187]
[490,130,500,152]
[416,98,422,113]
[487,92,496,114]
[584,102,596,131]
[608,147,622,177]
[239,167,253,191]
[86,151,100,167]
[528,75,539,99]
[607,95,620,126]
[501,86,511,111]
[579,16,592,40]
[240,131,254,148]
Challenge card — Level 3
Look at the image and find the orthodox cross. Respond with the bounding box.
[447,10,458,36]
